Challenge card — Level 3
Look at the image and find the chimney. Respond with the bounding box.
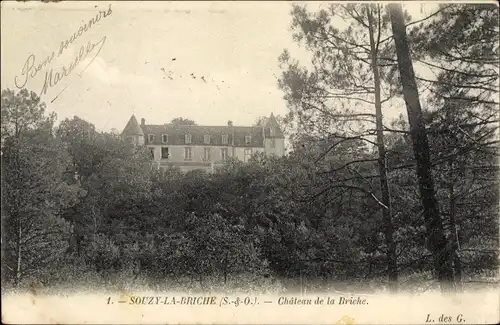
[227,120,233,127]
[141,118,145,126]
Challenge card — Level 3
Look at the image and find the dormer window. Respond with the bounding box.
[148,134,155,143]
[222,134,228,144]
[204,135,210,144]
[245,135,251,145]
[185,134,192,144]
[162,134,168,143]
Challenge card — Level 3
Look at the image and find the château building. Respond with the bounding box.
[121,114,285,172]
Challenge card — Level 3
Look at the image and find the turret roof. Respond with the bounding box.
[122,115,144,136]
[264,113,285,138]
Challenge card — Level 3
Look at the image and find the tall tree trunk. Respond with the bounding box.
[13,139,23,287]
[367,4,398,292]
[15,217,22,287]
[389,3,455,293]
[447,160,463,292]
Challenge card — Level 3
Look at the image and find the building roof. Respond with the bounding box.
[121,115,144,136]
[264,113,285,138]
[124,114,285,146]
[142,124,266,147]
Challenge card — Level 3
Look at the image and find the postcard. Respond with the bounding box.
[1,1,499,324]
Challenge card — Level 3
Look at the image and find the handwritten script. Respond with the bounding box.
[14,4,113,102]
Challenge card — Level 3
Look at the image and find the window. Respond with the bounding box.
[162,134,168,143]
[244,148,252,162]
[245,135,251,145]
[270,127,275,137]
[149,148,155,160]
[221,134,229,144]
[184,147,192,160]
[221,148,228,161]
[161,147,169,159]
[204,135,210,144]
[203,147,212,161]
[185,134,192,144]
[125,136,135,144]
[270,139,275,148]
[148,134,155,143]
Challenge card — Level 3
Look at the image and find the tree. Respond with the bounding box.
[426,104,498,291]
[278,3,403,291]
[1,88,56,145]
[57,116,152,253]
[388,3,455,293]
[404,3,499,291]
[409,4,498,111]
[1,89,82,286]
[170,117,197,125]
[57,116,99,182]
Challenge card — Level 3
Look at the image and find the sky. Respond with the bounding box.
[1,1,439,133]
